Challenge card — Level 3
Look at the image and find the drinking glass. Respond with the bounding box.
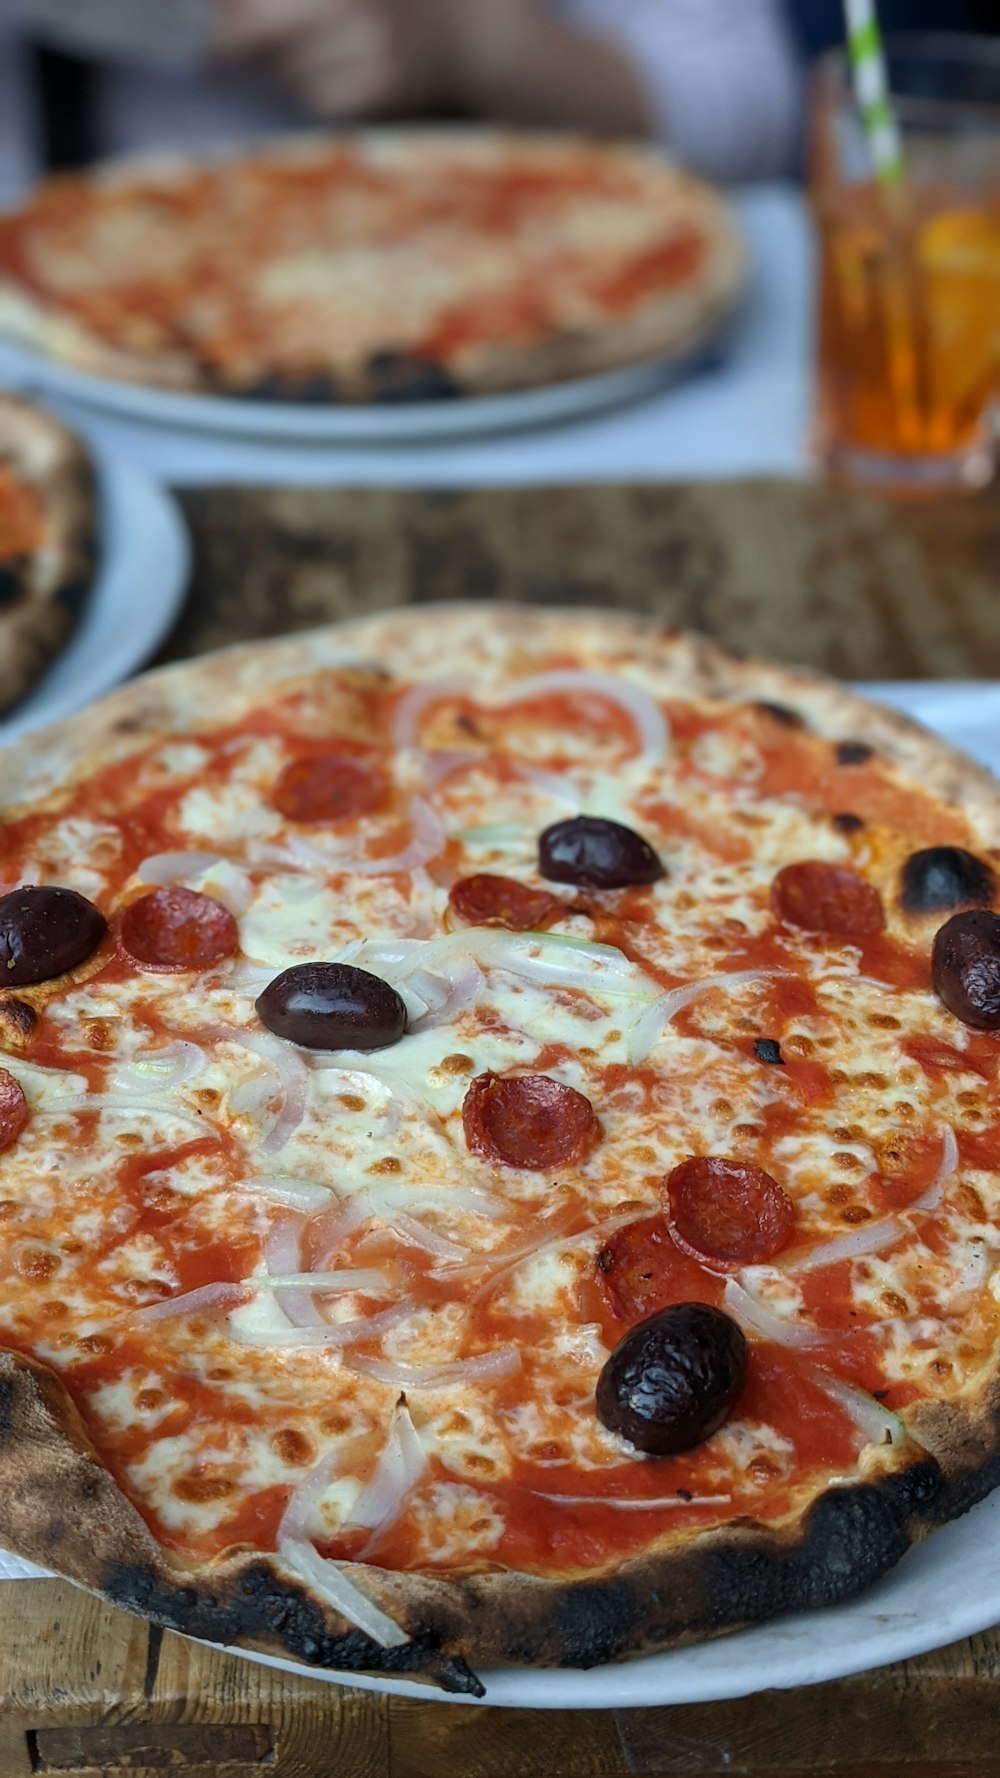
[810,35,1000,496]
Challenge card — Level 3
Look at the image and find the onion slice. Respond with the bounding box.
[228,1301,415,1348]
[217,1026,310,1157]
[790,1216,906,1273]
[283,798,446,878]
[138,850,223,885]
[264,1217,322,1328]
[40,1098,221,1139]
[531,1491,731,1511]
[510,762,580,806]
[347,1347,521,1390]
[408,963,484,1034]
[907,1124,959,1215]
[278,1445,342,1544]
[131,1281,249,1324]
[346,1401,427,1534]
[267,1270,392,1293]
[388,1213,470,1264]
[392,677,464,749]
[109,1040,206,1095]
[809,1372,907,1447]
[790,1127,960,1273]
[278,1537,409,1647]
[628,971,789,1064]
[722,1278,829,1349]
[242,1175,336,1212]
[500,670,670,769]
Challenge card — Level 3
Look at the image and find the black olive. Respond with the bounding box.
[538,816,663,890]
[932,910,1000,1030]
[900,847,995,916]
[595,1303,747,1456]
[255,962,408,1051]
[0,886,106,986]
[753,1037,784,1065]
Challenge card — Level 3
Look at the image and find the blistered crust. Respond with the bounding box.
[0,131,746,401]
[0,393,95,711]
[0,606,998,1687]
[0,1342,946,1689]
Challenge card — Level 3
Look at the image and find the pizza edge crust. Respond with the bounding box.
[0,131,746,400]
[0,605,997,1689]
[0,393,96,711]
[0,1344,955,1695]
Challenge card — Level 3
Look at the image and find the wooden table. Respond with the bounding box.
[4,479,1000,1778]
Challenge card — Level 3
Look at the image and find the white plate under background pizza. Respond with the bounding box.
[1,678,999,1709]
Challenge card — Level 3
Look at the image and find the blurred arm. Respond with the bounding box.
[555,0,804,180]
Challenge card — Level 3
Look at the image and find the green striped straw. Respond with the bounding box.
[844,0,904,184]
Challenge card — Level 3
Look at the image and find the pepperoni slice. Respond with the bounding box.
[663,1157,795,1269]
[271,753,386,823]
[449,874,561,932]
[462,1072,599,1170]
[596,1215,717,1324]
[0,1068,29,1152]
[117,888,239,973]
[771,861,884,935]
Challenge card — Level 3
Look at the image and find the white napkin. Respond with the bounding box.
[0,680,996,1583]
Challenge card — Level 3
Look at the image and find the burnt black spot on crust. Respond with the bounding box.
[236,373,341,404]
[900,847,996,917]
[0,567,24,609]
[836,741,874,766]
[55,577,92,620]
[552,1580,643,1669]
[368,353,460,404]
[102,1561,485,1697]
[0,1376,15,1433]
[754,701,805,728]
[832,812,864,834]
[702,1461,941,1631]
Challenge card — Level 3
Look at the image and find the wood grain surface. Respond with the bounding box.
[161,480,1000,680]
[4,478,1000,1776]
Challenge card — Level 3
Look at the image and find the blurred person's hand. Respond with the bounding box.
[214,0,648,136]
[214,0,448,117]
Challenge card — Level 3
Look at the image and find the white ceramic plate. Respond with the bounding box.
[0,450,190,744]
[1,679,998,1707]
[0,343,699,446]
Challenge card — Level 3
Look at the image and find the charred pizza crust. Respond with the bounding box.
[0,606,998,1694]
[0,394,95,712]
[0,132,745,402]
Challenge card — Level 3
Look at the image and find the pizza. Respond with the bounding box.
[0,393,95,712]
[0,604,998,1698]
[0,132,744,403]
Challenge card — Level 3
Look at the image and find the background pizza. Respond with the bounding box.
[0,393,95,712]
[0,132,745,402]
[0,607,997,1696]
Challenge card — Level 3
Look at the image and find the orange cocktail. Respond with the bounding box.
[811,37,1000,495]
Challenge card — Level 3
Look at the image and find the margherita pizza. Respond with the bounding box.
[0,606,998,1696]
[0,393,95,711]
[0,132,744,402]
